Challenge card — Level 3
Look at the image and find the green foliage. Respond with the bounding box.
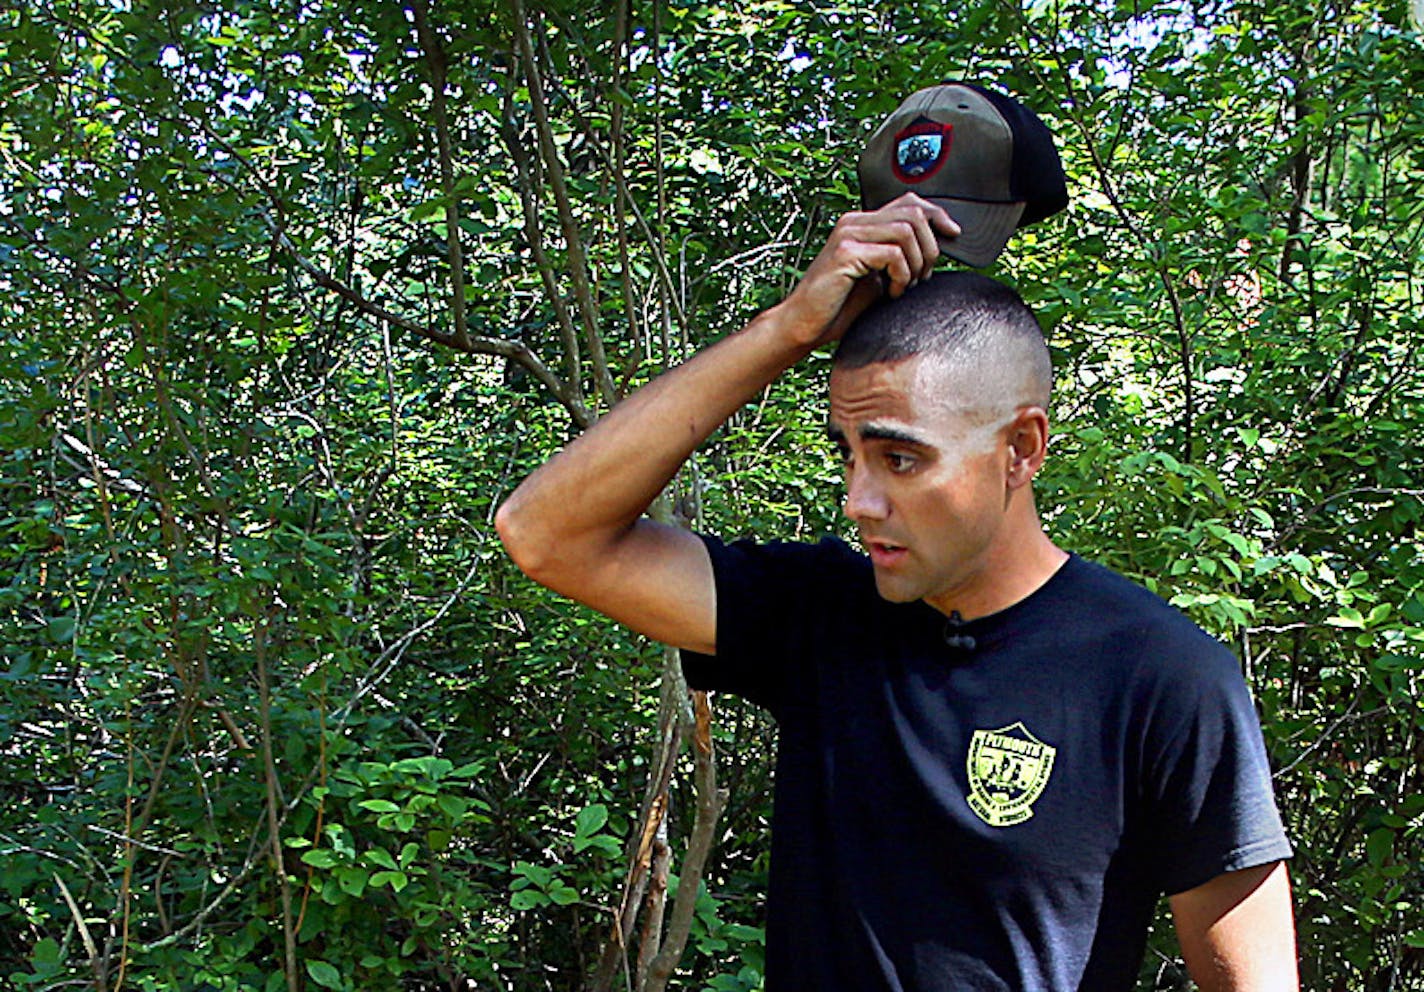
[2,0,1422,988]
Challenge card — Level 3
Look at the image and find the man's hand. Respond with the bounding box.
[771,193,960,351]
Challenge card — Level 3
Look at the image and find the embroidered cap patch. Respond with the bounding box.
[967,721,1056,827]
[892,117,953,183]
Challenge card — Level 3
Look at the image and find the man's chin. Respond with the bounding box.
[872,573,921,604]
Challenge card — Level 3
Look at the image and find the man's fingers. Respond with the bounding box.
[909,213,940,280]
[932,206,962,239]
[883,191,962,234]
[839,220,926,283]
[894,200,957,278]
[843,240,914,297]
[836,196,960,283]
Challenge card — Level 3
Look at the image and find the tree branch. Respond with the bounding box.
[409,0,473,351]
[509,0,617,407]
[538,65,691,341]
[642,686,727,992]
[268,222,590,427]
[500,90,588,404]
[255,606,300,992]
[1013,20,1199,462]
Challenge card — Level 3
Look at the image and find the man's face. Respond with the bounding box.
[827,355,1013,613]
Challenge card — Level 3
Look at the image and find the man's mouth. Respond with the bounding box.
[865,538,909,566]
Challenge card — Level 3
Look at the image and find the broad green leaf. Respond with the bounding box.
[574,803,608,839]
[305,960,342,990]
[363,848,398,871]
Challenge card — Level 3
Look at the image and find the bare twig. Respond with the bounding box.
[85,826,185,860]
[409,0,472,351]
[642,686,727,992]
[509,0,617,407]
[332,552,485,725]
[1275,690,1368,778]
[500,94,588,401]
[53,874,104,991]
[254,607,299,992]
[134,822,278,954]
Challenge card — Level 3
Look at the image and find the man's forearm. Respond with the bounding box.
[495,303,812,582]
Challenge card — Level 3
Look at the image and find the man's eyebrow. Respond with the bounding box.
[825,422,931,447]
[859,424,931,446]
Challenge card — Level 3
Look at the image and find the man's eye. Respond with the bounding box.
[887,452,916,473]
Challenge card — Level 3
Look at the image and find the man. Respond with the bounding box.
[497,85,1297,990]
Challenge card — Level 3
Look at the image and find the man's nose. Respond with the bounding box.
[843,468,889,522]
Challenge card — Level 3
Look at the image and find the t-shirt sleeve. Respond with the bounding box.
[1141,642,1293,896]
[680,533,849,717]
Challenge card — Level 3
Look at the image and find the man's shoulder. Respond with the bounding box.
[698,531,869,578]
[1062,555,1216,630]
[1057,554,1240,679]
[693,531,883,628]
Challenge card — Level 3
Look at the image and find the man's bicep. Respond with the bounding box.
[1169,860,1298,991]
[572,520,717,655]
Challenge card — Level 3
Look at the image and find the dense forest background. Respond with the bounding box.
[2,0,1422,989]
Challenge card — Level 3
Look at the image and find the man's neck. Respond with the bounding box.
[924,527,1068,622]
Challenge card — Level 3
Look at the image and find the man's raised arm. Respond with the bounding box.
[494,196,958,654]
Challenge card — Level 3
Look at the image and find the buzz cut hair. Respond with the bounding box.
[833,271,1052,413]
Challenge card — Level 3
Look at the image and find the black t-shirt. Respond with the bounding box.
[682,536,1291,992]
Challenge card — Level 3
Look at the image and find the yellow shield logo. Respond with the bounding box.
[967,722,1056,827]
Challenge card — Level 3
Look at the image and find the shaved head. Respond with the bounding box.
[833,272,1051,422]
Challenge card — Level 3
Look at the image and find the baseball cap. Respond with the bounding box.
[857,82,1068,267]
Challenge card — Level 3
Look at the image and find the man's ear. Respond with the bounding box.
[1005,407,1049,490]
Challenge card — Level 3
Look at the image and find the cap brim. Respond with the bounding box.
[928,198,1026,268]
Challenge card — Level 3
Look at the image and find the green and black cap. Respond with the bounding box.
[857,82,1068,267]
